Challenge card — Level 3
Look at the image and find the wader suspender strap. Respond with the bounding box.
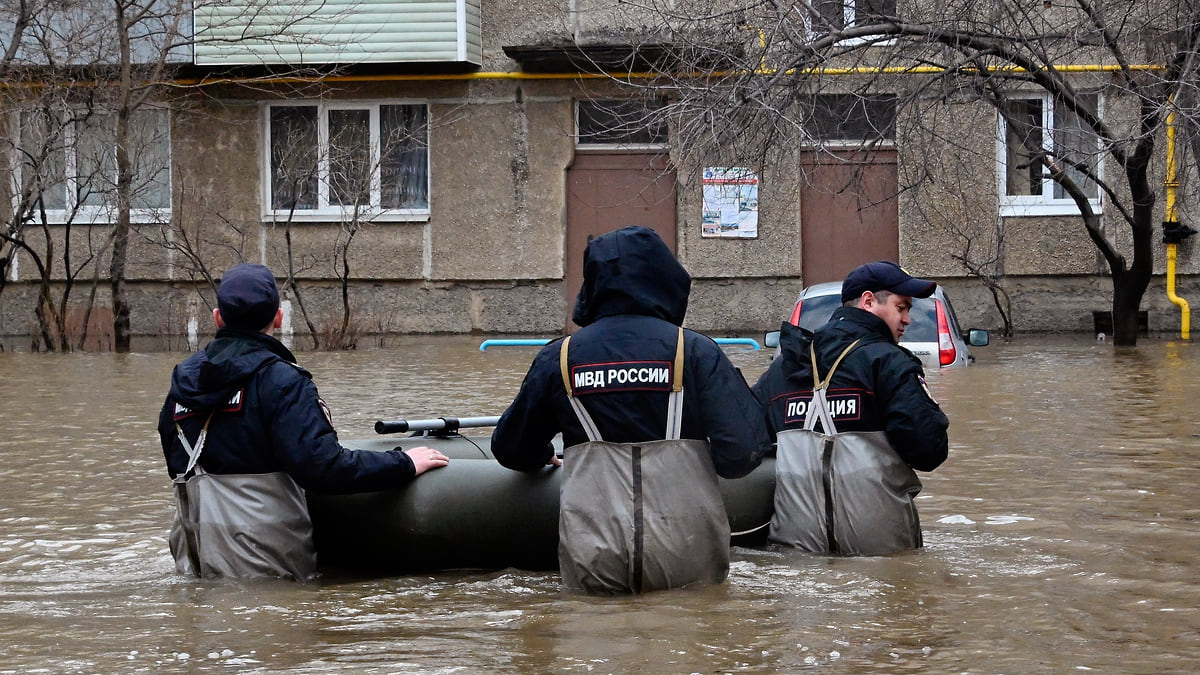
[664,327,685,440]
[560,336,604,442]
[804,340,861,435]
[559,327,687,442]
[175,411,216,479]
[806,339,860,555]
[172,410,215,575]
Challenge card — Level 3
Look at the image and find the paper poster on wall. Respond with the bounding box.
[701,167,759,238]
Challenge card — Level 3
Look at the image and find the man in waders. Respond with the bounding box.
[491,226,771,594]
[158,263,450,580]
[753,261,949,555]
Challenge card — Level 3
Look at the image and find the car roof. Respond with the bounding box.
[799,281,844,297]
[801,280,944,298]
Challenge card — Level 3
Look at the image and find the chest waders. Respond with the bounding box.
[557,329,730,594]
[769,341,924,556]
[170,412,317,580]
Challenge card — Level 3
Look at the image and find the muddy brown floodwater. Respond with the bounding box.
[1,334,1198,673]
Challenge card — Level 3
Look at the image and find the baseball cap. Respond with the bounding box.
[216,263,280,330]
[841,261,937,303]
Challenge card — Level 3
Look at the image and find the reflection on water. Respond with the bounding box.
[1,335,1199,672]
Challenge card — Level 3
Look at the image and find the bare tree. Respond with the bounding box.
[602,0,1197,345]
[2,0,359,350]
[266,100,430,350]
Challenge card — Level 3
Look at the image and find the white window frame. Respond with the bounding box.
[997,93,1104,217]
[8,107,172,225]
[262,100,431,223]
[806,0,898,45]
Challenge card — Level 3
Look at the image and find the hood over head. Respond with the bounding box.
[571,226,690,327]
[168,330,298,412]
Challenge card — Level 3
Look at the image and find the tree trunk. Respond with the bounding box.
[109,220,131,352]
[1110,274,1146,345]
[110,0,133,352]
[1108,131,1158,347]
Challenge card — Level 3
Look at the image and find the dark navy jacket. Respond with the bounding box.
[158,329,415,493]
[752,308,949,472]
[491,226,770,478]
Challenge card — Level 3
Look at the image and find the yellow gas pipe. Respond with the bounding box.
[1164,105,1191,339]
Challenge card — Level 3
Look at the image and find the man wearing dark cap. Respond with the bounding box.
[158,263,449,580]
[752,261,949,555]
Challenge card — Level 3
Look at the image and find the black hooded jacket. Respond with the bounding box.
[752,307,949,472]
[490,226,770,478]
[158,328,415,493]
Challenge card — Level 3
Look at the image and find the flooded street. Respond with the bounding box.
[1,335,1198,673]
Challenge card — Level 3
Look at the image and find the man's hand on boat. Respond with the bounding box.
[404,446,451,474]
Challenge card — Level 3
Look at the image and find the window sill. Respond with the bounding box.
[262,210,431,224]
[24,208,170,225]
[999,200,1102,217]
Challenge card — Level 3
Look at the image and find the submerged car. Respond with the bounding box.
[765,281,990,370]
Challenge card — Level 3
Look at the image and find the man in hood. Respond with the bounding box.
[753,261,949,555]
[492,226,771,594]
[158,263,449,580]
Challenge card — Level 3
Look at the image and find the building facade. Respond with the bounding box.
[1,0,1196,347]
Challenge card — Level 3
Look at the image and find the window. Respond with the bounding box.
[13,107,171,224]
[999,94,1102,216]
[265,102,429,221]
[577,99,668,147]
[813,0,897,32]
[807,94,897,143]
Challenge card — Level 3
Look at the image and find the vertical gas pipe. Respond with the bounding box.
[1163,105,1194,339]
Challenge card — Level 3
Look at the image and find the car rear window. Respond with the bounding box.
[796,294,843,332]
[904,298,937,342]
[796,291,939,343]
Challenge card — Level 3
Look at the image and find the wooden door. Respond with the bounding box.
[565,152,677,331]
[800,150,899,285]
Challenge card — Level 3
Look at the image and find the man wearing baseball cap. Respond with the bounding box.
[158,263,450,580]
[752,261,949,555]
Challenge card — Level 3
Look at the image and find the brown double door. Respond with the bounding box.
[563,149,897,331]
[564,152,677,332]
[800,149,900,285]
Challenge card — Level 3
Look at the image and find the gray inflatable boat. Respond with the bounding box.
[307,416,776,574]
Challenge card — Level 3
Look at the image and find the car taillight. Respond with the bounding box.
[789,299,803,327]
[935,300,956,366]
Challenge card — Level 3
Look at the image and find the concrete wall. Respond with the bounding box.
[2,2,1198,348]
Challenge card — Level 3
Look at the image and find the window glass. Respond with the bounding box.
[795,293,842,332]
[130,108,171,209]
[15,107,170,221]
[17,110,67,210]
[380,104,429,209]
[75,113,115,208]
[328,108,371,207]
[1000,94,1101,211]
[904,298,938,342]
[814,0,895,30]
[809,94,897,141]
[270,106,318,210]
[1052,94,1099,199]
[815,0,848,30]
[1003,99,1043,196]
[267,102,429,215]
[577,99,667,145]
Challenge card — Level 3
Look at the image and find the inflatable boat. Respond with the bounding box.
[307,416,776,574]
